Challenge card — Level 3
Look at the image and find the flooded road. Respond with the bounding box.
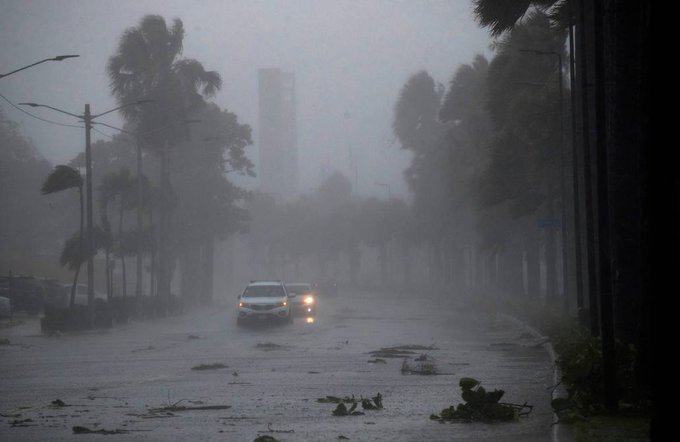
[1,289,555,441]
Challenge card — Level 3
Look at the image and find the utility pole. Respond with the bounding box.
[19,99,153,325]
[84,104,95,325]
[136,135,143,299]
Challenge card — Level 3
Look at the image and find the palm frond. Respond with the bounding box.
[41,165,82,195]
[59,227,108,270]
[473,0,566,35]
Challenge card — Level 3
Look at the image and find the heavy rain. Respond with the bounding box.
[1,1,654,441]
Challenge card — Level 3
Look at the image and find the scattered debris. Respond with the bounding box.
[10,418,34,427]
[254,436,280,442]
[257,423,294,434]
[332,402,364,416]
[361,393,383,410]
[232,371,239,377]
[337,436,349,440]
[317,395,356,404]
[151,403,232,413]
[368,344,438,359]
[187,334,202,340]
[401,358,437,375]
[255,342,285,351]
[307,371,320,374]
[367,359,387,364]
[51,399,68,407]
[191,363,229,371]
[72,426,128,435]
[368,348,415,358]
[430,378,533,423]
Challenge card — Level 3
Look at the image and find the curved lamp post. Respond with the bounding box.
[0,55,79,79]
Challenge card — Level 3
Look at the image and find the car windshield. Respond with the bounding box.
[243,285,286,298]
[286,284,311,295]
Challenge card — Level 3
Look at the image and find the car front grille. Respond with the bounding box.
[251,304,276,311]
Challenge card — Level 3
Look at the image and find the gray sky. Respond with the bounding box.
[0,0,491,199]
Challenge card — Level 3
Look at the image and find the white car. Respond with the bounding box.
[237,281,293,325]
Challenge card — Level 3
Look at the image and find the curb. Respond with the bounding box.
[498,313,564,442]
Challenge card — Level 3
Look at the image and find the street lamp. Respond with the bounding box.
[0,55,79,79]
[19,99,153,324]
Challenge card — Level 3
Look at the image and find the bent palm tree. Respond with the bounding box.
[42,165,84,307]
[107,14,222,302]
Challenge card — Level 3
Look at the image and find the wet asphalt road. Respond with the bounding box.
[1,289,556,441]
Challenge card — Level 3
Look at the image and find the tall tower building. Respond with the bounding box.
[258,68,298,200]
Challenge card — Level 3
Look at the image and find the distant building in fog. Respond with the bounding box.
[258,68,298,201]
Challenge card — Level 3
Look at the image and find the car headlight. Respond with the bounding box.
[239,302,243,308]
[304,296,314,305]
[279,300,287,307]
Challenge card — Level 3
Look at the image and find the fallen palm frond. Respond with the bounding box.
[317,395,357,404]
[257,423,295,434]
[72,426,128,435]
[191,362,229,371]
[332,402,364,416]
[430,378,532,423]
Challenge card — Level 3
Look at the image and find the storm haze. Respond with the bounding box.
[0,1,653,441]
[0,0,491,199]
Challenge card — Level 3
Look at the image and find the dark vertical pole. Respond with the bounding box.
[594,0,618,412]
[569,17,585,322]
[579,0,600,336]
[84,104,95,326]
[557,54,569,312]
[136,136,143,300]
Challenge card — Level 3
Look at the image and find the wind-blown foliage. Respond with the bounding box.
[473,0,571,36]
[107,14,222,149]
[41,165,83,195]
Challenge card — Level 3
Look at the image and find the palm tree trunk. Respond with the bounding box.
[203,238,214,303]
[119,207,127,298]
[158,142,171,313]
[70,186,85,308]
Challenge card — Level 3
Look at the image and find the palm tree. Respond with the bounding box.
[42,165,84,308]
[99,169,136,298]
[107,14,222,304]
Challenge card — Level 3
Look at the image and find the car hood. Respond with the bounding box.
[241,297,287,304]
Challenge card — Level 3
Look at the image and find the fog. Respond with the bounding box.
[0,1,653,440]
[1,0,491,199]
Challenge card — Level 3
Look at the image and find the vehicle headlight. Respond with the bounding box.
[239,302,243,308]
[279,300,287,307]
[304,296,314,305]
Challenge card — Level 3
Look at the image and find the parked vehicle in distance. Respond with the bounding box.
[285,283,317,316]
[237,281,293,326]
[0,275,65,314]
[0,296,12,318]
